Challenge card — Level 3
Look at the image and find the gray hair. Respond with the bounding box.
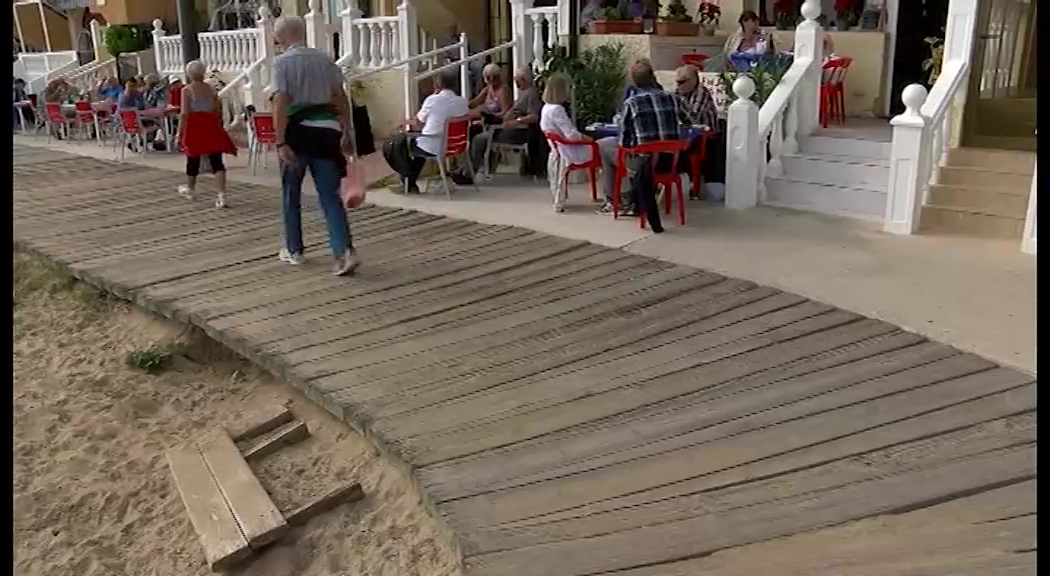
[482,63,502,81]
[185,60,206,81]
[513,66,533,85]
[273,15,306,41]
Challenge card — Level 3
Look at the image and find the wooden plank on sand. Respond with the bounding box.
[166,445,252,571]
[229,405,294,442]
[198,429,289,549]
[243,420,310,461]
[285,482,365,526]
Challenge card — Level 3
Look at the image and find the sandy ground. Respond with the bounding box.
[13,252,462,576]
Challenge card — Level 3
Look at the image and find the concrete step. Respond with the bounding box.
[920,204,1025,239]
[781,152,889,188]
[946,147,1036,175]
[797,135,891,161]
[937,165,1034,192]
[927,184,1030,218]
[764,175,886,221]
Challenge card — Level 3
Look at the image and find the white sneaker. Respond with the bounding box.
[214,193,226,208]
[278,248,304,265]
[177,185,194,200]
[332,250,360,277]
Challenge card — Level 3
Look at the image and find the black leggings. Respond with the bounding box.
[186,153,225,177]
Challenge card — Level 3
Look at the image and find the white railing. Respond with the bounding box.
[338,5,407,70]
[153,28,185,76]
[62,57,117,93]
[524,5,559,71]
[884,0,979,235]
[725,1,824,210]
[199,28,260,72]
[14,50,79,93]
[417,28,441,72]
[217,55,270,124]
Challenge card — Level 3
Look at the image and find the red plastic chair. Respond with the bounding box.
[821,56,852,128]
[116,108,148,159]
[680,53,709,68]
[613,139,690,229]
[167,80,183,111]
[685,128,717,199]
[415,114,478,199]
[72,100,100,144]
[248,112,277,174]
[543,131,600,202]
[43,102,75,142]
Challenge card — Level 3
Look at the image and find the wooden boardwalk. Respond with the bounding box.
[14,145,1036,576]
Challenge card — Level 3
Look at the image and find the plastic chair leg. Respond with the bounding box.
[588,167,598,201]
[438,158,452,199]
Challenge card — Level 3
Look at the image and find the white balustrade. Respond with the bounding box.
[58,57,118,93]
[199,29,260,72]
[884,0,979,236]
[725,0,823,210]
[525,5,559,70]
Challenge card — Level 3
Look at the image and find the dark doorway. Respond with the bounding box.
[890,0,949,115]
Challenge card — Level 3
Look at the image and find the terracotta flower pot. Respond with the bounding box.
[590,20,645,35]
[655,21,700,37]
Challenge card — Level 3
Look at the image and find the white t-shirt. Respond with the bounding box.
[416,89,470,156]
[539,103,592,165]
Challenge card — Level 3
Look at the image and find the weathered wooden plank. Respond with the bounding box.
[464,443,1035,576]
[243,420,310,461]
[166,445,252,570]
[198,429,289,549]
[285,482,365,527]
[229,405,293,442]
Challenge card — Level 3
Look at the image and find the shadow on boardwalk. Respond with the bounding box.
[13,145,1036,576]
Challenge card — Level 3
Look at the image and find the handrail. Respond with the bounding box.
[339,40,465,78]
[416,40,515,81]
[919,60,968,123]
[218,55,268,99]
[349,15,398,24]
[756,56,811,135]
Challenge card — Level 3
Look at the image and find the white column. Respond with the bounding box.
[794,0,823,137]
[250,6,275,110]
[725,77,761,210]
[458,32,470,98]
[37,0,52,52]
[1022,166,1036,255]
[305,0,329,55]
[398,1,419,120]
[509,0,534,101]
[152,20,166,75]
[557,0,571,39]
[14,4,26,53]
[884,85,929,236]
[341,6,363,69]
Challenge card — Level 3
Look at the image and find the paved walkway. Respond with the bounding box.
[14,145,1036,576]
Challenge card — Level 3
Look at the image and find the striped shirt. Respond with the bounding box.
[272,43,344,132]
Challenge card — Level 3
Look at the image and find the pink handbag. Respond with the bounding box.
[340,156,366,209]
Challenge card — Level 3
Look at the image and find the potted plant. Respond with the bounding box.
[537,43,627,128]
[590,7,644,35]
[719,53,793,106]
[834,0,858,31]
[922,29,945,86]
[656,0,699,36]
[773,0,798,31]
[696,1,720,36]
[103,24,151,82]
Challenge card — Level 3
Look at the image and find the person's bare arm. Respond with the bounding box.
[273,91,290,144]
[497,86,513,114]
[175,87,190,142]
[467,87,487,109]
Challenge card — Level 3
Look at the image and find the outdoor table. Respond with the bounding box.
[585,123,708,141]
[140,106,181,153]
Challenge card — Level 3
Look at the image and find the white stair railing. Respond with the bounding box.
[725,1,824,210]
[884,0,979,235]
[337,4,406,69]
[15,50,79,93]
[152,12,268,77]
[524,4,559,72]
[62,57,118,93]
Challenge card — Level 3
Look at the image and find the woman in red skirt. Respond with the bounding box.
[175,60,237,208]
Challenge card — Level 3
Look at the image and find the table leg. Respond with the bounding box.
[17,107,27,135]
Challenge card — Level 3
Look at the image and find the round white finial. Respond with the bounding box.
[800,0,821,22]
[901,84,928,114]
[152,19,164,31]
[733,76,756,100]
[258,5,272,18]
[308,0,321,10]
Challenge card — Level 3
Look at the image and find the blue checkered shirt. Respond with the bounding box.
[617,88,698,149]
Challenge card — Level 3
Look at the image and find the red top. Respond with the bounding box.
[179,111,237,157]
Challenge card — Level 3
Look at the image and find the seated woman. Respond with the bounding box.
[539,72,594,213]
[460,66,544,181]
[711,10,774,72]
[468,63,512,125]
[115,79,160,148]
[97,77,122,102]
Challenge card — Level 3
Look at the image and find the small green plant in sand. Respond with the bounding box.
[125,346,173,374]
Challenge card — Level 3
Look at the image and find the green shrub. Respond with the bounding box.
[125,347,172,374]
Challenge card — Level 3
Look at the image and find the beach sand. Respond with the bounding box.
[13,252,462,576]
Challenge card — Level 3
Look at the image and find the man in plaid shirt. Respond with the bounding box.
[616,59,697,233]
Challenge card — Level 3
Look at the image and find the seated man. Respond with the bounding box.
[610,59,695,233]
[382,69,468,194]
[463,66,542,181]
[596,60,698,215]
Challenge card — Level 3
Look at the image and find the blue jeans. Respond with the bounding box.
[281,151,353,258]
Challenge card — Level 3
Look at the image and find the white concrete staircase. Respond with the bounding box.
[920,148,1036,239]
[764,134,891,222]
